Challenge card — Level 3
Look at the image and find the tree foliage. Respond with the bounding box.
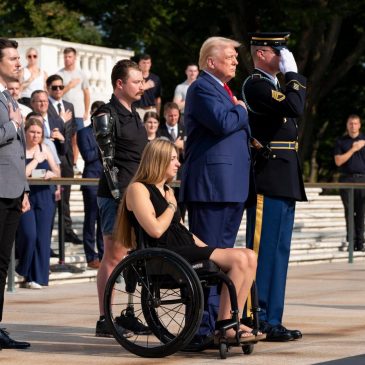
[0,0,102,44]
[2,0,365,181]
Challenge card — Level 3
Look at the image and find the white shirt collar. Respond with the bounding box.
[255,68,279,84]
[49,96,63,109]
[203,70,224,87]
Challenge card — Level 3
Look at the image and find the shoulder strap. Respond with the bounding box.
[241,73,278,115]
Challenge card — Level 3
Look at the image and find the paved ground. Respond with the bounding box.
[2,262,365,365]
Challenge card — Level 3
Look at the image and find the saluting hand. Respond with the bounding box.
[60,109,73,123]
[165,186,177,207]
[279,49,298,74]
[233,96,247,110]
[9,103,22,126]
[51,128,65,142]
[352,140,365,152]
[174,136,184,150]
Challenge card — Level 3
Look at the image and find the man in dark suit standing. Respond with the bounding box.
[159,102,186,219]
[242,32,307,342]
[30,90,65,156]
[0,38,31,350]
[180,36,250,349]
[46,75,82,245]
[77,100,104,269]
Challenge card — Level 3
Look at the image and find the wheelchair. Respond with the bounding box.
[104,236,261,359]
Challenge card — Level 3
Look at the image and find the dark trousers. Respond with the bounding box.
[0,196,22,321]
[16,193,55,286]
[61,161,74,234]
[187,201,244,336]
[339,175,365,249]
[246,195,295,326]
[82,188,103,262]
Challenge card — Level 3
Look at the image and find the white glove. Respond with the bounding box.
[279,48,298,74]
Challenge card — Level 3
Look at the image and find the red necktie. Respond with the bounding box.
[223,83,234,103]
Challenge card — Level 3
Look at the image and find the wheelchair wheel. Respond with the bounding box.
[219,342,228,359]
[242,343,254,355]
[104,248,204,358]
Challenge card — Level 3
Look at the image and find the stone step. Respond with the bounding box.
[289,251,365,265]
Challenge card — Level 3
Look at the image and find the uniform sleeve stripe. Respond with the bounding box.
[286,80,306,89]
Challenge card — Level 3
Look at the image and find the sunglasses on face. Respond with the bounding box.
[51,85,65,91]
[27,54,37,59]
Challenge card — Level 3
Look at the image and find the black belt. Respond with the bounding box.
[269,141,298,151]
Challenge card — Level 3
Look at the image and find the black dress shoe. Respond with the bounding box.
[64,231,83,245]
[265,325,293,342]
[50,249,58,258]
[0,328,30,349]
[280,325,302,340]
[259,320,272,334]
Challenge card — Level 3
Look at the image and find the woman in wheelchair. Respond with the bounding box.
[114,138,263,343]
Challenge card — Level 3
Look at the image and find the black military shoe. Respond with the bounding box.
[0,328,30,349]
[64,231,83,245]
[279,325,302,340]
[259,320,272,334]
[265,324,293,342]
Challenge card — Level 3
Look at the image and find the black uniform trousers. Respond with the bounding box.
[61,160,74,234]
[339,174,365,250]
[0,196,22,321]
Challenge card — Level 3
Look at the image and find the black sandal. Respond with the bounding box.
[214,319,255,345]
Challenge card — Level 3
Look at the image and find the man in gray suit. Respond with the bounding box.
[0,38,31,350]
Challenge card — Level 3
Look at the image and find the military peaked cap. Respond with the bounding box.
[249,32,290,51]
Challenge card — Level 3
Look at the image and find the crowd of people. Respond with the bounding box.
[0,32,363,354]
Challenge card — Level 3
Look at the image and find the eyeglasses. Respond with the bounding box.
[258,49,280,56]
[51,85,65,91]
[27,54,37,59]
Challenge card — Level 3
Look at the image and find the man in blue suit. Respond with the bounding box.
[77,101,104,269]
[180,36,251,349]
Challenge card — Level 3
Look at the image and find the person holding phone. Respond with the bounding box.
[16,117,59,289]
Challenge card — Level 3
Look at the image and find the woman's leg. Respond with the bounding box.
[209,248,257,324]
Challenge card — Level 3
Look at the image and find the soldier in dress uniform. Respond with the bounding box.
[242,32,307,342]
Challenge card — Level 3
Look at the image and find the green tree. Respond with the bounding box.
[75,1,365,182]
[3,0,364,182]
[0,0,102,44]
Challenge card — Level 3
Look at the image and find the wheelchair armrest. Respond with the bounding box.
[192,259,220,275]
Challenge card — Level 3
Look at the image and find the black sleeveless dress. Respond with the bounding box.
[128,183,215,263]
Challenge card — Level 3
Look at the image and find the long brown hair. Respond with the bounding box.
[114,138,178,249]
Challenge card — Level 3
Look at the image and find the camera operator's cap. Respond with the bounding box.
[250,32,290,52]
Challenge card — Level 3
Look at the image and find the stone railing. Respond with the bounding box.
[14,37,134,103]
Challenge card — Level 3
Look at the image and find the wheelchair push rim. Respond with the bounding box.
[104,248,204,358]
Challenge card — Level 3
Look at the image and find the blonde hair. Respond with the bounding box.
[199,37,241,70]
[114,138,178,249]
[26,47,38,57]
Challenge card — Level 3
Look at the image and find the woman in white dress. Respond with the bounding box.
[19,48,48,107]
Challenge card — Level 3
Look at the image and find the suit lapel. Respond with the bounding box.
[0,91,9,110]
[200,72,233,104]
